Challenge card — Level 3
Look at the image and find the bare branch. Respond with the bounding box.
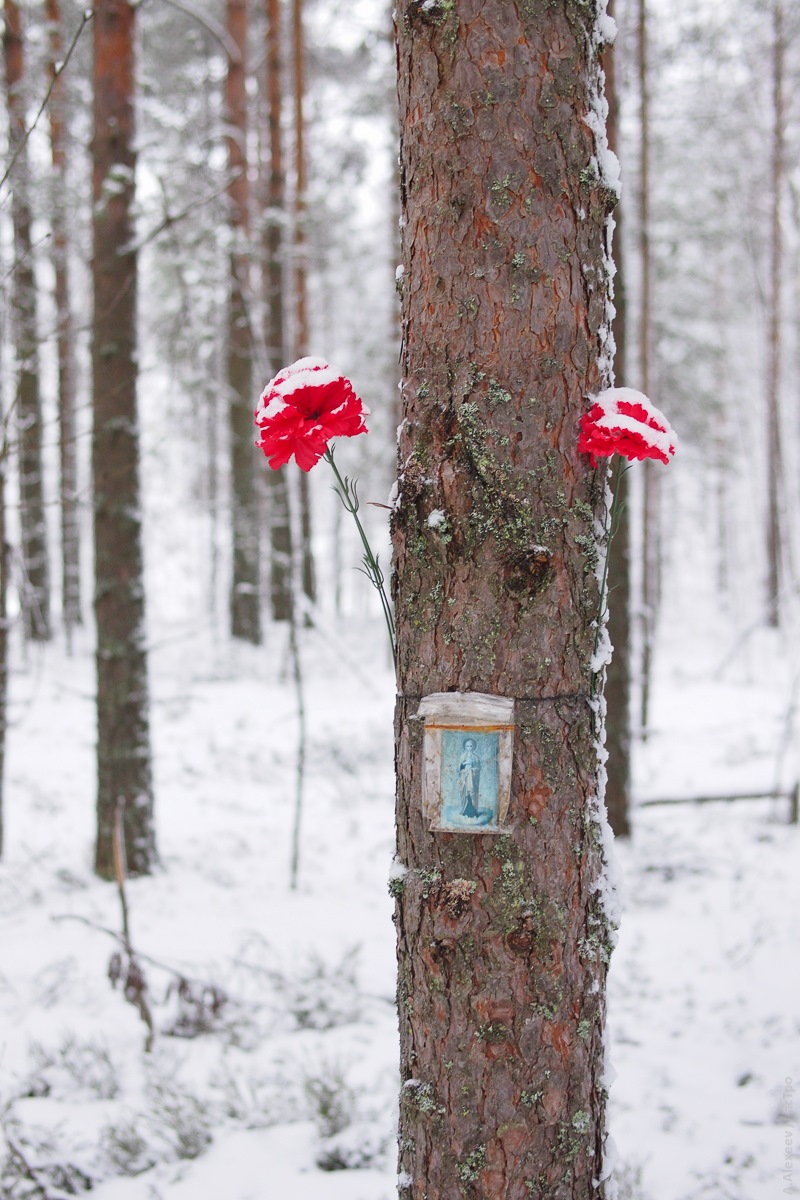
[0,9,94,198]
[151,0,242,63]
[112,800,155,1052]
[129,175,234,253]
[0,230,53,289]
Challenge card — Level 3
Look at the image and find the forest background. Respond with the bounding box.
[0,0,799,1198]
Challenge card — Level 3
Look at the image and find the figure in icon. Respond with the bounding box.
[438,727,501,830]
[459,737,481,818]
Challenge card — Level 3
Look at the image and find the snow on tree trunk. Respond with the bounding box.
[392,2,619,1196]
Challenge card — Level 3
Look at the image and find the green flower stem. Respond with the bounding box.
[324,446,396,665]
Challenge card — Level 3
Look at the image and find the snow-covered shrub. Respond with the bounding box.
[209,1060,299,1129]
[25,1034,120,1101]
[303,1061,391,1172]
[303,1063,355,1140]
[100,1115,156,1177]
[268,946,362,1031]
[0,1117,93,1198]
[146,1079,212,1161]
[315,1118,391,1173]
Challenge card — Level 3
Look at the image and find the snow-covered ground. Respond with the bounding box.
[1,581,798,1198]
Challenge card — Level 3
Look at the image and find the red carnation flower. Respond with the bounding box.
[578,387,676,467]
[255,356,369,471]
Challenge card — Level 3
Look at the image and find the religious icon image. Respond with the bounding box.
[440,730,499,829]
[417,692,515,835]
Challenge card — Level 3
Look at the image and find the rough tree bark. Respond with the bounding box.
[227,0,261,644]
[46,0,82,643]
[602,0,631,839]
[92,0,156,878]
[263,0,294,623]
[291,0,316,609]
[3,0,52,643]
[392,3,618,1197]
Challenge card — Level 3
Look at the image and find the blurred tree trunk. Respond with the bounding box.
[602,0,631,839]
[388,0,403,432]
[92,0,156,878]
[46,0,82,646]
[712,264,732,601]
[0,450,7,857]
[227,0,261,643]
[765,0,785,627]
[392,4,617,1195]
[638,0,658,737]
[291,0,316,610]
[3,0,52,643]
[263,0,294,623]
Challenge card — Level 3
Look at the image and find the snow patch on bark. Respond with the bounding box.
[587,741,623,933]
[594,1132,619,1195]
[583,0,620,389]
[591,623,614,675]
[389,855,408,882]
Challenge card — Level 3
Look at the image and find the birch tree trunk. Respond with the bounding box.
[92,0,156,878]
[392,4,618,1196]
[3,0,51,643]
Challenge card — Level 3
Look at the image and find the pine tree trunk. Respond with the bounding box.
[227,0,261,644]
[3,0,51,643]
[392,4,617,1196]
[602,0,631,839]
[605,463,631,839]
[291,0,316,610]
[92,0,156,878]
[46,0,82,644]
[264,0,294,623]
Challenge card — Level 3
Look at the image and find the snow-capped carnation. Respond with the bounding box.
[578,386,676,467]
[255,356,369,471]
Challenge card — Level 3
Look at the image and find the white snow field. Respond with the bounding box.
[0,488,798,1199]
